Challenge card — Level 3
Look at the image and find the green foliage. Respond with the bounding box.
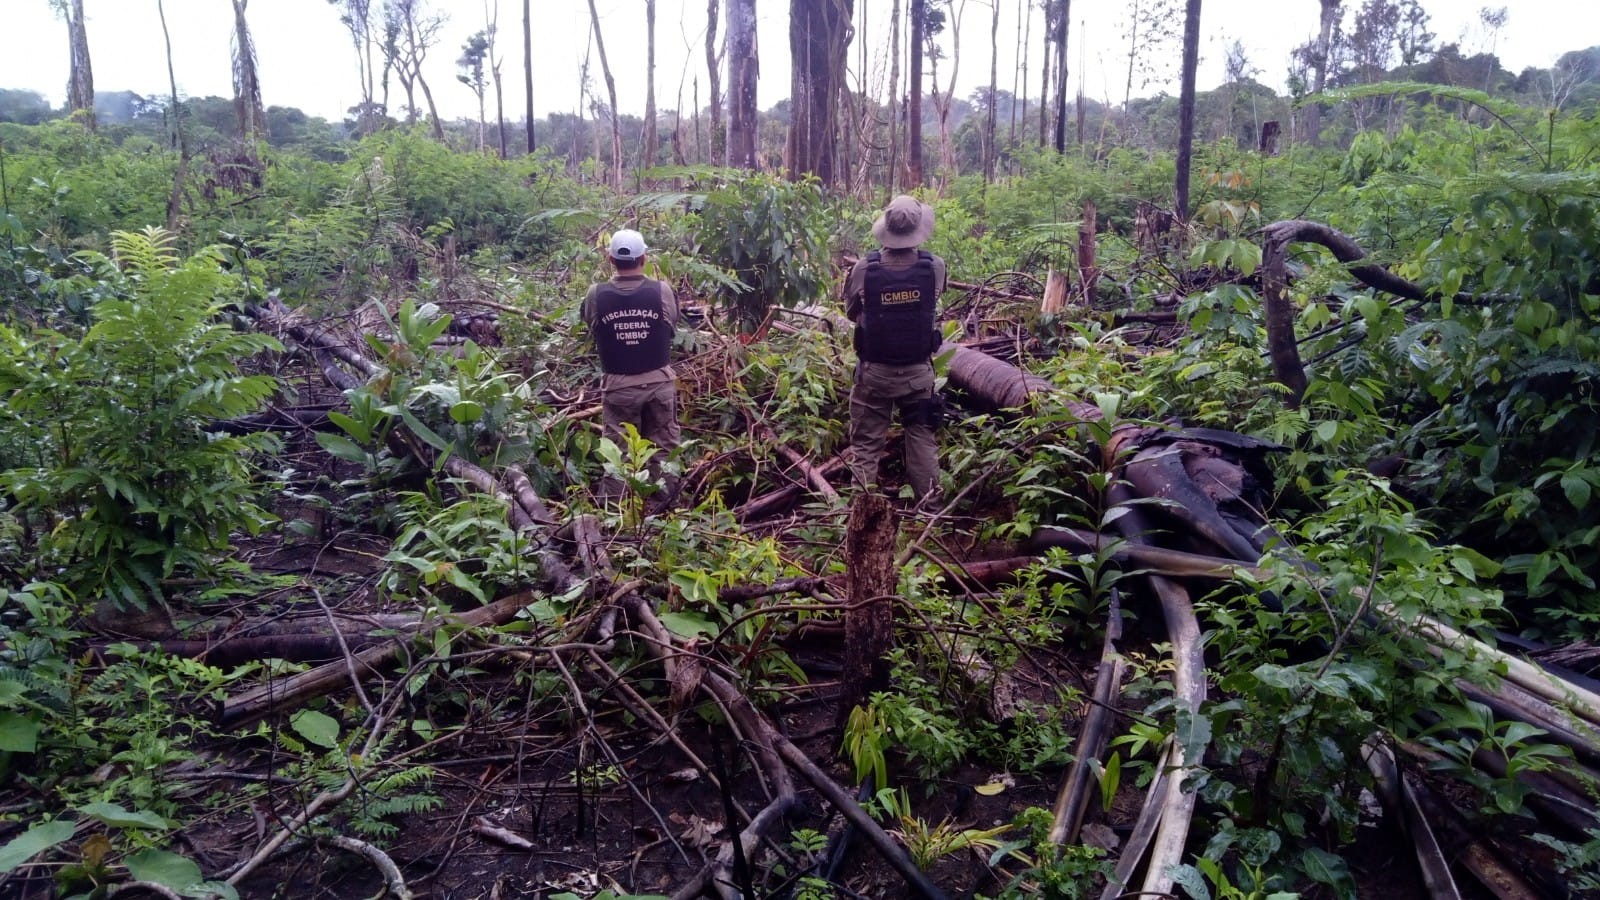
[0,228,282,609]
[680,170,833,332]
[987,806,1111,899]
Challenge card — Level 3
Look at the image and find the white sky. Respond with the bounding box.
[0,1,1592,124]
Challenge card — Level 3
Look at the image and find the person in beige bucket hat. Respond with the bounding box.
[840,195,948,501]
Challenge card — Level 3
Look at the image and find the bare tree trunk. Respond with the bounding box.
[417,72,445,140]
[1052,0,1070,153]
[523,0,535,152]
[585,0,624,188]
[64,0,95,130]
[837,493,898,725]
[908,0,924,185]
[157,0,189,233]
[928,0,963,187]
[486,0,507,158]
[1039,0,1052,146]
[231,0,266,140]
[643,0,659,172]
[1014,0,1028,157]
[886,0,902,193]
[1309,0,1341,145]
[1175,0,1201,219]
[983,0,998,184]
[705,0,722,167]
[725,0,759,169]
[787,0,854,185]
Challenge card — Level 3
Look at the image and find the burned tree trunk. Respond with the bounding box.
[837,492,899,724]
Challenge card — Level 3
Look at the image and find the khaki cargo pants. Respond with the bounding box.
[601,380,681,451]
[848,360,938,499]
[600,380,680,500]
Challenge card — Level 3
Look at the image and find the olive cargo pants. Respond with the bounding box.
[848,360,938,499]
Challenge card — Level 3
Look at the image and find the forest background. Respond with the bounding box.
[4,0,1600,898]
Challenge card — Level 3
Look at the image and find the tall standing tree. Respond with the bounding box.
[156,0,189,232]
[51,0,95,130]
[523,0,535,152]
[1308,0,1342,145]
[230,0,266,140]
[705,0,723,167]
[483,1,507,158]
[925,1,961,185]
[1011,0,1028,153]
[327,0,381,132]
[786,0,853,185]
[908,0,925,185]
[725,0,759,169]
[382,0,446,140]
[1051,0,1070,152]
[983,0,999,183]
[584,0,624,187]
[458,31,490,150]
[1039,0,1053,145]
[644,0,659,170]
[1174,0,1201,220]
[883,0,903,192]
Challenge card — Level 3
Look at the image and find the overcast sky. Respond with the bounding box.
[1,1,1593,124]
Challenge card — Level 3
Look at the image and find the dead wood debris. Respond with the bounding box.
[163,287,1600,899]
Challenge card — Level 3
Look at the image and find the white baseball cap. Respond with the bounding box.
[608,229,648,261]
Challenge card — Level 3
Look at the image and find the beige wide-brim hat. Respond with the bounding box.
[872,195,935,249]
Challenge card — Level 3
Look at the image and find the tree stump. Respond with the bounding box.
[837,492,899,725]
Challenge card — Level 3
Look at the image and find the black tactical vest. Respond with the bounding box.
[593,280,672,375]
[857,251,938,365]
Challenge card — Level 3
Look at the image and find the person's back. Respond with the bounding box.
[841,197,947,501]
[581,229,681,498]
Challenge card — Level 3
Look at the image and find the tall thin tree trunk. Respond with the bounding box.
[1175,0,1201,219]
[705,0,722,167]
[983,0,998,184]
[157,0,189,232]
[487,1,507,159]
[886,0,901,194]
[65,0,95,131]
[908,0,924,185]
[1052,0,1070,152]
[644,0,659,172]
[585,0,624,188]
[725,0,759,169]
[231,0,266,140]
[1309,0,1341,145]
[929,0,961,187]
[523,0,535,152]
[417,72,445,140]
[1039,0,1052,146]
[1014,0,1028,163]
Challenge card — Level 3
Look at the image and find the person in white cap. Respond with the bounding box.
[581,229,680,496]
[839,195,947,501]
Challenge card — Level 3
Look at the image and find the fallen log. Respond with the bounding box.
[218,590,541,728]
[1049,589,1126,846]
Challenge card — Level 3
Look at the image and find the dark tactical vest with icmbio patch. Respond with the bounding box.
[593,280,672,375]
[856,250,939,365]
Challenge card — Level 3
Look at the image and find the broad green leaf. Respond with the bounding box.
[78,801,169,831]
[0,820,75,873]
[125,849,203,891]
[290,709,341,749]
[1561,472,1592,510]
[449,400,486,424]
[657,611,716,639]
[315,432,370,464]
[0,712,40,753]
